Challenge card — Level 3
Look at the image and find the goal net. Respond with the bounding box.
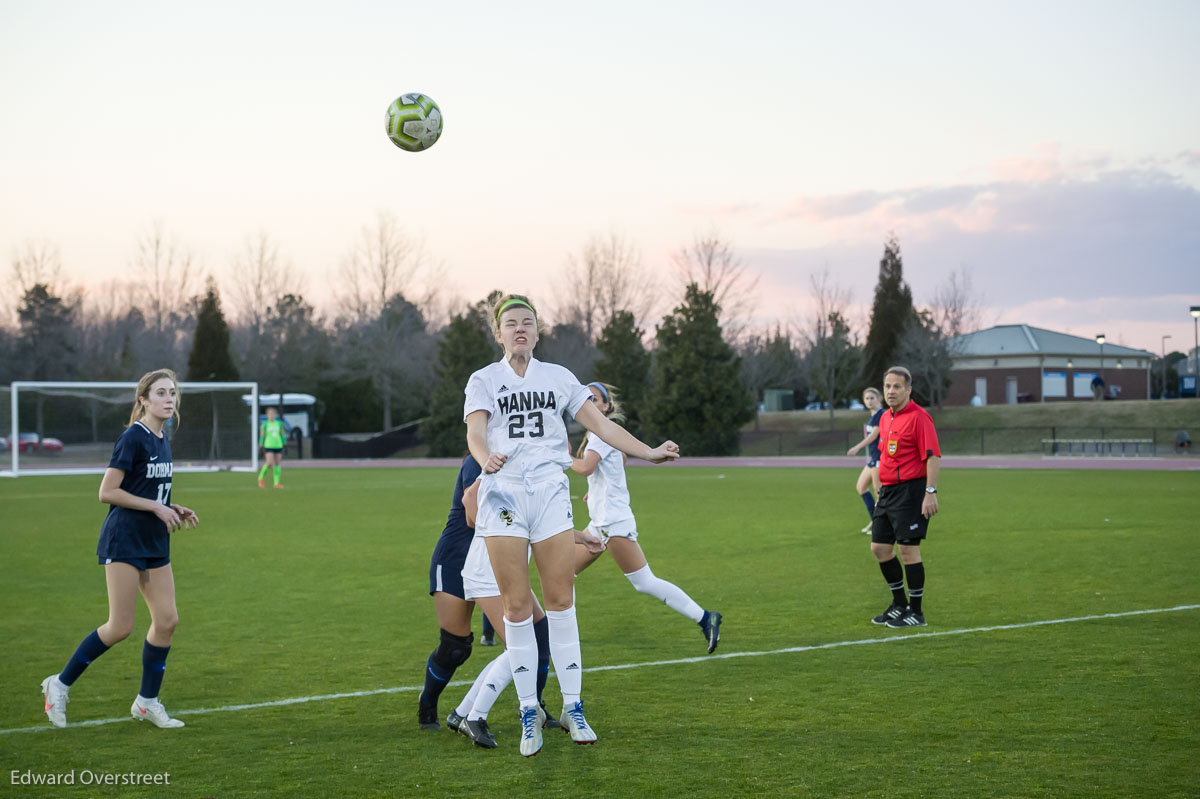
[3,381,260,477]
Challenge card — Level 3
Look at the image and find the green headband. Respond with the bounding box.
[496,298,535,319]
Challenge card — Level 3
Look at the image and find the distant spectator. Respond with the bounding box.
[1091,374,1105,400]
[1175,429,1192,455]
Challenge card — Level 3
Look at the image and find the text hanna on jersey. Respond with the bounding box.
[497,391,557,415]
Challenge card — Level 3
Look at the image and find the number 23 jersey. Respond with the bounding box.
[97,420,174,560]
[463,357,591,476]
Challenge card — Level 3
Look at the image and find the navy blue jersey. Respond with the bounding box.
[867,408,885,462]
[97,421,174,561]
[428,455,482,597]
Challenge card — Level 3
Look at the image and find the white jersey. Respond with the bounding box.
[584,434,634,527]
[463,356,591,478]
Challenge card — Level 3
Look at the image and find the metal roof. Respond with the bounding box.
[948,325,1152,358]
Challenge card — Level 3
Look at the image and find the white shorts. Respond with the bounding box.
[462,532,534,600]
[476,472,574,544]
[587,517,638,543]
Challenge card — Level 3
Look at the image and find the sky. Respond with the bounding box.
[2,0,1198,355]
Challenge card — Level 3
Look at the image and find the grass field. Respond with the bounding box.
[1,465,1197,798]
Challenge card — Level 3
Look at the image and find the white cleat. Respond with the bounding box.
[518,705,543,757]
[131,696,185,728]
[41,675,69,728]
[561,701,597,744]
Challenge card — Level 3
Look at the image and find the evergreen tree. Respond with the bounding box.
[187,279,239,381]
[862,235,914,387]
[644,284,753,455]
[593,310,650,438]
[421,306,499,456]
[16,284,77,381]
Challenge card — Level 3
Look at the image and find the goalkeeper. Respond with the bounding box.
[257,407,291,488]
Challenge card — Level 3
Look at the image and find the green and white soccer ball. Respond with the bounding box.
[385,93,443,152]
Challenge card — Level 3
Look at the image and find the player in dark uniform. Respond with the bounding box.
[847,387,884,534]
[870,366,941,629]
[418,455,558,732]
[41,369,199,729]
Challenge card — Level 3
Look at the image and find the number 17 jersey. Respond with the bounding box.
[97,420,174,560]
[463,357,591,476]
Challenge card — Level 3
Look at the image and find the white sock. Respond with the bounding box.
[469,651,513,720]
[455,665,490,719]
[503,615,539,708]
[624,564,705,622]
[546,605,582,706]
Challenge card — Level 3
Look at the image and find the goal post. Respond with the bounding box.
[4,381,260,477]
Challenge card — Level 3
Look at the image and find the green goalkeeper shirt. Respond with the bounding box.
[260,419,287,449]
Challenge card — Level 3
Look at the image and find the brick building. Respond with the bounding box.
[945,325,1152,405]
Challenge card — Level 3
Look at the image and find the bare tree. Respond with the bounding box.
[331,213,440,430]
[334,212,436,322]
[930,266,984,345]
[133,220,197,336]
[671,230,760,343]
[227,231,300,379]
[553,231,657,341]
[7,240,67,327]
[803,270,862,429]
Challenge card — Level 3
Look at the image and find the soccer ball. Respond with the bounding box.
[385,93,443,152]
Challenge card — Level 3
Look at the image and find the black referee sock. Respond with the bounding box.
[904,561,925,614]
[879,557,907,606]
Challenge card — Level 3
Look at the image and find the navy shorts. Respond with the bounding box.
[99,555,171,571]
[263,447,284,453]
[866,457,879,468]
[871,479,930,545]
[428,532,472,599]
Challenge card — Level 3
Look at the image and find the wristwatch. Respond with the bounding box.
[925,487,937,494]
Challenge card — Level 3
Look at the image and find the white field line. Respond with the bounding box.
[5,604,1197,736]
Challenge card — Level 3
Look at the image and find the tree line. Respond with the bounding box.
[2,220,982,454]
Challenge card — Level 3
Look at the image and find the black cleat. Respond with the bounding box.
[871,603,905,625]
[479,632,496,647]
[446,709,466,734]
[700,611,723,654]
[885,607,927,628]
[418,700,441,731]
[463,717,498,749]
[539,701,562,729]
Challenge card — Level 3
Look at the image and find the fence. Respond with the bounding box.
[739,426,1181,457]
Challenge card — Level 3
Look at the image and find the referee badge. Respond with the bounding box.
[887,439,898,455]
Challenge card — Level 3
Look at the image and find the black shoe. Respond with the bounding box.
[446,709,465,734]
[480,632,496,647]
[418,700,440,731]
[463,718,498,749]
[885,607,926,628]
[700,611,722,654]
[539,701,562,729]
[871,603,905,625]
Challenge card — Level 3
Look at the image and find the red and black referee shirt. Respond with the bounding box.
[877,399,941,485]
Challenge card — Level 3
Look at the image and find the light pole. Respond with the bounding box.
[1096,332,1106,380]
[1162,334,1171,399]
[1191,306,1200,398]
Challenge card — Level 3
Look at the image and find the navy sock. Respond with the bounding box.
[60,630,111,687]
[420,654,452,707]
[533,615,550,703]
[139,641,171,699]
[698,610,711,628]
[861,492,876,519]
[879,557,907,606]
[482,613,495,637]
[904,561,925,613]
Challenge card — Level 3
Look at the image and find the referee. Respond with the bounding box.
[869,366,941,628]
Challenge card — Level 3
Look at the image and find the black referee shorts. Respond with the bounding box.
[871,478,930,545]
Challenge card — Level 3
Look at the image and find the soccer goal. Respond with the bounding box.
[3,381,260,477]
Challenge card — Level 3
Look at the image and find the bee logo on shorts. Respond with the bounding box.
[498,507,514,526]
